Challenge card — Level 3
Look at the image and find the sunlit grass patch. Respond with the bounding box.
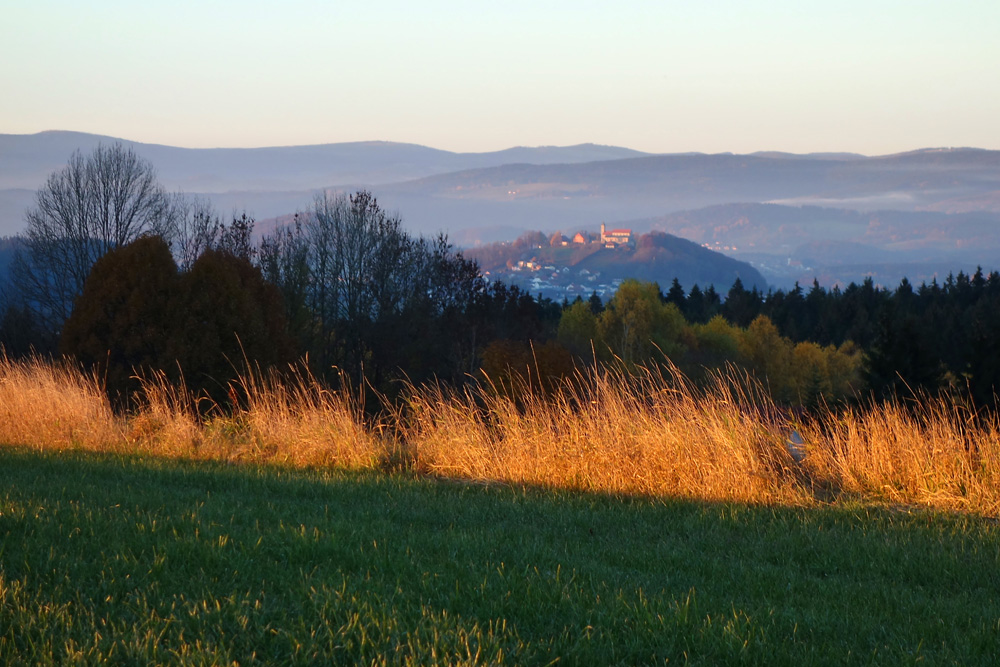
[404,364,802,504]
[226,366,384,469]
[5,353,1000,515]
[0,353,120,452]
[801,395,1000,515]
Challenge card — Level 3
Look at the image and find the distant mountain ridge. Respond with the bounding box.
[382,148,1000,210]
[0,131,650,192]
[355,147,1000,247]
[0,131,652,235]
[641,202,1000,260]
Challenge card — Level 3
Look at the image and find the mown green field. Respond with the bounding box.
[1,446,998,665]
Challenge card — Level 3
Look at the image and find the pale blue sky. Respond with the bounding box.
[2,0,998,154]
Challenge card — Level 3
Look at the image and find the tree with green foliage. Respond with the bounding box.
[685,284,709,324]
[863,304,943,399]
[588,290,604,315]
[739,315,794,401]
[689,315,744,378]
[790,341,833,409]
[721,277,762,327]
[557,300,599,360]
[665,278,686,313]
[598,280,688,365]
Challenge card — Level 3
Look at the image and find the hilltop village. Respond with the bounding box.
[463,224,767,301]
[467,224,635,301]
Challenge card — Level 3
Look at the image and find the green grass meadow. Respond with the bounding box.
[1,446,999,665]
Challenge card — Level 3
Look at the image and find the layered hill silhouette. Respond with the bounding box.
[0,131,647,192]
[4,132,1000,289]
[0,131,646,236]
[376,148,1000,226]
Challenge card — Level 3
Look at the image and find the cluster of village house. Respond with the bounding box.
[482,224,634,301]
[549,223,634,249]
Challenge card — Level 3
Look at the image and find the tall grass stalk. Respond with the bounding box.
[128,365,384,468]
[0,353,120,451]
[5,354,1000,514]
[802,396,1000,514]
[227,365,383,468]
[128,367,202,457]
[404,363,802,503]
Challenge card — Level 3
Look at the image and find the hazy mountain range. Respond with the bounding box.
[0,131,648,235]
[3,131,1000,289]
[0,131,649,192]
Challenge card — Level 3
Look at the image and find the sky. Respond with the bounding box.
[2,0,999,155]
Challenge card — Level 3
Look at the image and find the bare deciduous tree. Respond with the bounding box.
[259,189,474,385]
[12,143,178,333]
[173,196,219,272]
[173,198,256,271]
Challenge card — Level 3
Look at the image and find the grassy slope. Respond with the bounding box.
[1,447,998,665]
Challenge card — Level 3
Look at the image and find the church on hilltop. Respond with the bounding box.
[600,223,633,248]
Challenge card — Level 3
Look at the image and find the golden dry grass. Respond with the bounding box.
[800,397,1000,515]
[0,353,120,452]
[3,354,1000,515]
[404,365,801,504]
[125,366,385,468]
[224,367,383,469]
